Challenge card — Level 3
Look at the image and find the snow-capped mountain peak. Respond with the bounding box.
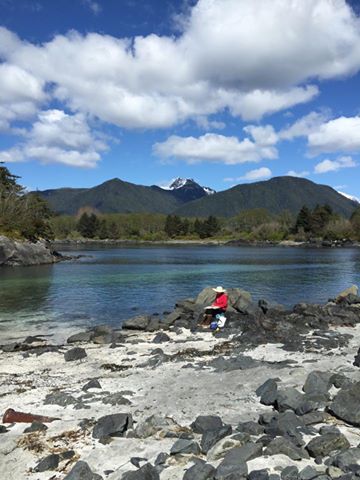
[162,177,215,195]
[169,177,193,190]
[338,191,360,204]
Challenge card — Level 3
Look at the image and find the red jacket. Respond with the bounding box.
[212,293,228,310]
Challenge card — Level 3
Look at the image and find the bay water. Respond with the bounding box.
[0,245,359,341]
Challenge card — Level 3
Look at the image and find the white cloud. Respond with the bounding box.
[279,111,329,140]
[308,116,360,155]
[337,191,360,203]
[0,0,359,133]
[224,167,272,182]
[83,0,102,15]
[286,170,309,178]
[153,133,278,165]
[0,109,107,167]
[314,156,357,174]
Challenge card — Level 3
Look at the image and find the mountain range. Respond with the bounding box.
[36,176,358,218]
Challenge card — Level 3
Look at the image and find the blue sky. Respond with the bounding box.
[0,0,360,201]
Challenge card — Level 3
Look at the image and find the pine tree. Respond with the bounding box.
[295,206,312,233]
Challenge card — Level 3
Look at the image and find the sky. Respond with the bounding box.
[0,0,360,200]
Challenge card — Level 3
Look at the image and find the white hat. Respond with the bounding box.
[213,286,226,293]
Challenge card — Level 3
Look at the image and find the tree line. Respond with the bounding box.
[1,164,360,242]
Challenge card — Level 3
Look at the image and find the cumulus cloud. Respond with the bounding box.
[82,0,102,15]
[0,0,359,133]
[308,116,360,155]
[286,170,309,177]
[279,111,329,140]
[314,156,357,174]
[153,132,278,165]
[224,167,272,182]
[0,109,107,167]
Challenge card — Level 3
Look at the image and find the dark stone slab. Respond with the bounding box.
[23,421,48,433]
[67,332,92,343]
[170,439,200,455]
[329,382,360,426]
[201,425,233,453]
[265,437,309,460]
[92,413,133,439]
[64,347,87,362]
[82,379,102,391]
[35,454,59,472]
[191,416,224,434]
[306,433,350,458]
[183,462,216,480]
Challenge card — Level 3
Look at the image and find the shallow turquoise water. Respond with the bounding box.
[0,245,359,336]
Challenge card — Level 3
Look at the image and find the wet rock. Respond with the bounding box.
[44,391,78,407]
[265,437,309,460]
[191,415,224,434]
[122,315,152,330]
[306,433,350,458]
[256,378,279,406]
[63,460,101,480]
[183,462,216,480]
[152,332,171,343]
[64,347,87,362]
[92,413,133,439]
[67,332,92,343]
[23,421,48,433]
[82,379,102,391]
[35,453,59,472]
[303,371,332,395]
[275,387,304,412]
[170,439,200,455]
[201,425,233,454]
[248,469,269,480]
[102,393,131,406]
[329,382,360,426]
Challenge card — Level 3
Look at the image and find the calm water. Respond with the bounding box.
[0,245,360,339]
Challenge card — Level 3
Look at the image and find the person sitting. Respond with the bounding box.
[202,286,228,327]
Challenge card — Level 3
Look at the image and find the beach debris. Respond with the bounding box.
[2,408,60,424]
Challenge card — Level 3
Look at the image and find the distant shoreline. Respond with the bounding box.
[52,238,360,248]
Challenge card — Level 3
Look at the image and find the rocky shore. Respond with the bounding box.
[1,286,360,479]
[0,235,65,267]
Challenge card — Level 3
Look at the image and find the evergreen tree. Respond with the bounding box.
[310,204,333,235]
[295,206,312,233]
[77,212,100,238]
[351,207,360,239]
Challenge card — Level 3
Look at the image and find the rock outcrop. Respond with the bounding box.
[0,235,62,266]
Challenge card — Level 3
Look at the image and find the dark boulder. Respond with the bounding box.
[152,332,171,344]
[237,421,264,436]
[122,463,160,480]
[191,416,224,434]
[170,439,200,455]
[265,437,309,460]
[275,387,304,412]
[183,462,216,480]
[281,466,299,480]
[122,315,151,330]
[67,332,92,343]
[64,347,87,362]
[63,460,101,480]
[82,379,102,391]
[248,469,269,480]
[44,391,77,407]
[329,382,360,426]
[256,378,279,406]
[201,425,233,453]
[92,413,133,439]
[23,421,48,433]
[329,448,360,470]
[306,433,350,458]
[35,454,59,472]
[303,371,332,395]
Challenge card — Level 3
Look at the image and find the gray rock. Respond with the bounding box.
[281,466,299,480]
[170,439,200,455]
[248,470,269,480]
[265,437,309,460]
[23,421,48,433]
[92,413,133,439]
[303,371,332,395]
[44,391,77,407]
[215,446,249,480]
[63,460,101,480]
[102,393,131,406]
[183,462,216,480]
[329,382,360,427]
[299,466,321,480]
[191,416,224,434]
[302,412,332,426]
[329,448,360,470]
[35,454,59,472]
[330,374,353,390]
[64,347,87,362]
[134,415,184,438]
[326,467,343,479]
[306,433,350,458]
[0,235,59,266]
[154,453,169,466]
[82,379,102,391]
[152,332,171,343]
[122,463,159,480]
[67,332,92,343]
[201,425,233,453]
[122,315,151,330]
[275,387,304,412]
[237,421,264,436]
[256,379,279,406]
